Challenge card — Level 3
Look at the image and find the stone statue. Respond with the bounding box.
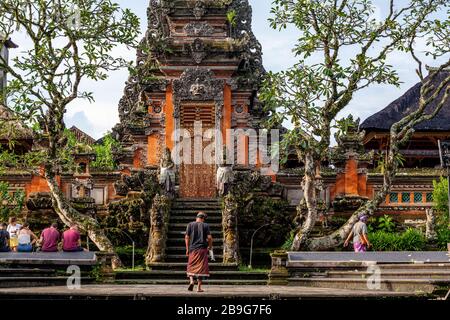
[134,91,148,115]
[159,148,175,197]
[190,77,206,96]
[425,208,437,241]
[216,164,234,196]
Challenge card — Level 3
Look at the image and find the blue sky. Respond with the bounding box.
[9,0,448,139]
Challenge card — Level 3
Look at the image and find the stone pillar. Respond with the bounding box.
[268,250,289,286]
[95,252,116,282]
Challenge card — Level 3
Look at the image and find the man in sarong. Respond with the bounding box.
[344,214,371,252]
[185,212,213,292]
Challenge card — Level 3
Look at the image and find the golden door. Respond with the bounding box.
[179,104,217,199]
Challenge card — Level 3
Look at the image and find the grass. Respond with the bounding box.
[114,265,147,272]
[238,265,270,273]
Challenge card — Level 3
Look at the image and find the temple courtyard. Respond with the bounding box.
[0,284,431,300]
[0,251,448,300]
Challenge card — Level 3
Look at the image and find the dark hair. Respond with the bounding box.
[0,223,6,228]
[51,222,58,228]
[196,211,207,219]
[22,222,30,229]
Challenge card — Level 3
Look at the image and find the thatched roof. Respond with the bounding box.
[360,70,450,132]
[0,104,34,140]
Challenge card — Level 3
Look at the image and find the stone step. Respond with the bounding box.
[287,262,450,272]
[166,238,223,246]
[0,268,56,278]
[173,200,220,205]
[165,254,223,262]
[169,216,222,223]
[170,210,222,216]
[378,263,450,271]
[114,279,267,286]
[168,230,222,237]
[115,270,268,281]
[166,246,224,254]
[147,262,238,271]
[0,277,94,288]
[171,206,221,211]
[287,277,450,293]
[169,223,222,230]
[325,270,450,280]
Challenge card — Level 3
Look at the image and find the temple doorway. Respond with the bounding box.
[179,103,217,198]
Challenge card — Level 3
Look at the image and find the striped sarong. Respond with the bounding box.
[187,248,210,278]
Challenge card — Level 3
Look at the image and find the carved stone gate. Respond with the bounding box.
[173,68,224,199]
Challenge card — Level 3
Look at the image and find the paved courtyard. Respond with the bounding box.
[0,285,428,300]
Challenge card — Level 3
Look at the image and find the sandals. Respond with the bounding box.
[188,283,194,291]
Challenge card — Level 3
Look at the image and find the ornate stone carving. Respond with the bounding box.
[184,22,214,37]
[190,78,207,96]
[189,38,208,64]
[173,68,224,101]
[425,208,437,241]
[229,0,265,90]
[193,1,206,20]
[159,148,176,197]
[221,170,283,263]
[146,194,171,263]
[217,165,234,196]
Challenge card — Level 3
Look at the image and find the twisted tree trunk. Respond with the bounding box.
[291,152,318,250]
[305,139,399,251]
[45,171,122,268]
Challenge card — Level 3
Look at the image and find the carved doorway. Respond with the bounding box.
[179,103,217,198]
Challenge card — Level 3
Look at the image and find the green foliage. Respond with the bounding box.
[91,134,121,171]
[115,246,146,268]
[282,230,296,250]
[432,177,449,225]
[239,197,292,248]
[436,227,450,251]
[375,153,405,174]
[0,0,140,172]
[368,228,427,251]
[0,181,25,222]
[226,10,237,27]
[334,116,358,139]
[367,215,398,233]
[376,215,396,233]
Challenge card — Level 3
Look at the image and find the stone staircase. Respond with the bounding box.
[0,266,94,288]
[287,262,450,295]
[166,198,224,262]
[118,198,268,285]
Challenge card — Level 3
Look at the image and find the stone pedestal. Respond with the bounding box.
[268,250,289,286]
[95,252,116,282]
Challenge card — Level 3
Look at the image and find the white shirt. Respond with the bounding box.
[7,224,22,238]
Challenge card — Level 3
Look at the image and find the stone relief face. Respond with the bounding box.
[153,105,162,114]
[184,22,214,37]
[235,105,244,114]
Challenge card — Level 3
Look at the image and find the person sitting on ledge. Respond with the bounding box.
[40,222,61,252]
[17,223,38,252]
[7,217,22,252]
[62,223,85,252]
[0,223,10,252]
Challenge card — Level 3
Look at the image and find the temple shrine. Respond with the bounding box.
[1,0,449,262]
